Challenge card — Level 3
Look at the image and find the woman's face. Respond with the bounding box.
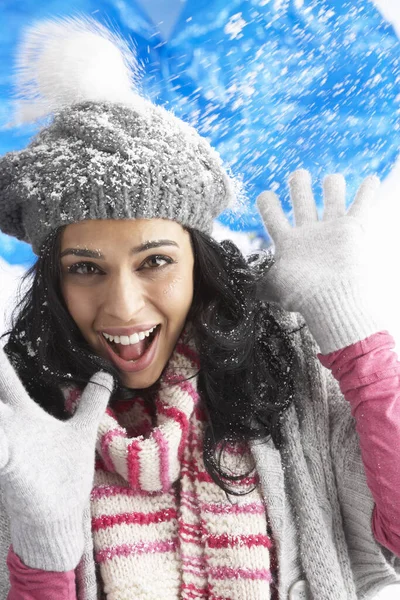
[60,218,194,389]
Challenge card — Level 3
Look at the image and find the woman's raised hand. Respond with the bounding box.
[257,169,383,354]
[0,344,113,571]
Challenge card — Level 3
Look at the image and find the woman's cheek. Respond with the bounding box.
[162,277,181,297]
[162,276,193,307]
[63,287,95,327]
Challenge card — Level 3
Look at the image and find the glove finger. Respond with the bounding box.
[289,169,318,226]
[347,175,380,220]
[257,191,290,242]
[0,345,33,410]
[322,174,346,221]
[71,371,114,430]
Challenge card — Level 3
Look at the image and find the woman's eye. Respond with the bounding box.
[67,262,102,275]
[141,255,174,269]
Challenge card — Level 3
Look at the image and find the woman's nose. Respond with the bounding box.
[102,272,146,323]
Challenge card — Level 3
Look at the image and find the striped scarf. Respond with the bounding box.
[66,331,273,600]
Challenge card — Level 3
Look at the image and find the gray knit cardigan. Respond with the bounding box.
[1,310,400,600]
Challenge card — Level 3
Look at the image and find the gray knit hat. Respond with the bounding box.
[0,16,237,254]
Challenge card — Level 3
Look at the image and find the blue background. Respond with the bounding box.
[0,0,399,265]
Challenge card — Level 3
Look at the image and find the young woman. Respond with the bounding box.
[0,16,399,600]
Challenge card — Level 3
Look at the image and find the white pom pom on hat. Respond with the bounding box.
[11,14,145,126]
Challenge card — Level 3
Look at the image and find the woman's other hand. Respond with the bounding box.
[0,345,113,571]
[257,169,384,353]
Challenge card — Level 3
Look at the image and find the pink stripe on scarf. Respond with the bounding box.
[180,499,201,516]
[91,484,176,501]
[95,539,178,562]
[179,524,203,545]
[182,555,207,569]
[158,404,189,461]
[178,378,199,403]
[100,427,127,472]
[153,427,171,491]
[92,507,177,531]
[201,501,265,515]
[127,439,142,489]
[209,566,272,581]
[207,533,272,550]
[180,583,207,600]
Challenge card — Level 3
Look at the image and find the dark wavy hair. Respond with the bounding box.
[3,226,296,490]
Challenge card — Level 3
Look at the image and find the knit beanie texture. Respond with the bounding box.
[0,17,237,254]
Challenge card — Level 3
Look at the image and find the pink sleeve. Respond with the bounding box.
[6,546,77,600]
[319,331,400,557]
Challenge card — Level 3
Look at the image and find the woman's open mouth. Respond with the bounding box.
[99,325,161,373]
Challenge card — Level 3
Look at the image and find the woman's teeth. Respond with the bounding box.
[102,326,157,346]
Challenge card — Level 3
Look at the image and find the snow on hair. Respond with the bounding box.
[11,14,144,126]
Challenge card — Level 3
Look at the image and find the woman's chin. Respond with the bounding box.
[120,366,161,390]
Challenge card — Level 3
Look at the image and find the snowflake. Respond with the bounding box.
[224,13,247,40]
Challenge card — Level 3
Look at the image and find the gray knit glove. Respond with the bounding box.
[0,345,113,571]
[257,169,384,354]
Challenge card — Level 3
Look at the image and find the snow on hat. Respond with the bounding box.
[0,15,238,254]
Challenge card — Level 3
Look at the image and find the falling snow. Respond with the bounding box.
[224,13,247,40]
[0,0,399,261]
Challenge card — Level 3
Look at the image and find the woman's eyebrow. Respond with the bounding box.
[60,248,103,259]
[60,240,179,259]
[131,240,179,254]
